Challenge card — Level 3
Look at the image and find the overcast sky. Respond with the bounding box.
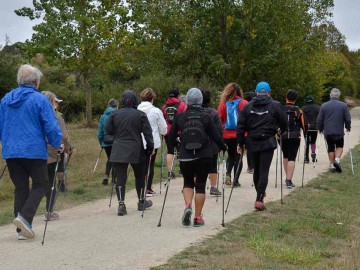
[0,0,359,50]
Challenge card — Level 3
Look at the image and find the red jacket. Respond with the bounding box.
[218,96,248,139]
[161,97,187,134]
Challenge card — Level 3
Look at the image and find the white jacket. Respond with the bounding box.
[138,101,167,149]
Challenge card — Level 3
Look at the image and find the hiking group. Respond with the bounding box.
[0,64,352,242]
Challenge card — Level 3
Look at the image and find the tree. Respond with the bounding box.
[16,0,131,125]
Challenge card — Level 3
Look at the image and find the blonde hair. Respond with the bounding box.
[220,83,243,103]
[140,88,156,102]
[42,90,56,103]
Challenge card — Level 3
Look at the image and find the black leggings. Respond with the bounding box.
[253,149,274,199]
[180,158,212,194]
[144,149,158,190]
[104,146,113,177]
[305,131,318,158]
[113,162,146,203]
[224,138,240,178]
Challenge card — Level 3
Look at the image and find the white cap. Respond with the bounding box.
[54,96,63,103]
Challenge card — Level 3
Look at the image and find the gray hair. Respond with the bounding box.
[17,64,43,86]
[330,88,341,99]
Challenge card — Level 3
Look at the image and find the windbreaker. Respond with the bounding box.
[0,84,62,160]
[97,106,117,147]
[138,101,167,149]
[161,97,187,134]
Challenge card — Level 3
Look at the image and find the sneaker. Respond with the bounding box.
[285,180,295,189]
[225,174,231,185]
[58,180,66,192]
[137,200,153,211]
[13,214,35,239]
[233,182,241,187]
[182,206,193,226]
[311,153,317,163]
[118,203,127,216]
[333,161,342,173]
[169,172,176,179]
[193,215,205,227]
[210,187,222,196]
[18,232,27,240]
[248,168,254,174]
[102,178,109,186]
[146,190,157,197]
[44,212,60,221]
[304,158,309,164]
[330,164,336,173]
[254,201,265,211]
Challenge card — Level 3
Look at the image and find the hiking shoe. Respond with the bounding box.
[333,161,342,173]
[13,214,35,239]
[311,153,317,163]
[193,215,205,227]
[168,172,176,179]
[18,232,27,240]
[118,203,127,216]
[102,178,109,186]
[137,200,153,211]
[247,168,254,174]
[330,164,336,173]
[254,201,265,211]
[182,206,193,226]
[44,212,60,221]
[285,180,295,189]
[210,187,222,196]
[225,174,231,185]
[233,182,241,187]
[58,180,66,192]
[304,158,309,164]
[146,190,157,197]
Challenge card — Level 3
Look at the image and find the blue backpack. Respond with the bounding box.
[225,99,242,130]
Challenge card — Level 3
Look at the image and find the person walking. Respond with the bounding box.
[138,88,167,196]
[201,89,222,196]
[0,64,63,239]
[168,88,227,226]
[317,88,351,173]
[42,91,72,221]
[281,90,307,189]
[106,90,154,216]
[97,98,119,186]
[218,83,248,186]
[302,95,320,163]
[244,91,257,174]
[237,82,287,210]
[161,88,187,178]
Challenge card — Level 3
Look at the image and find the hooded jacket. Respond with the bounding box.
[106,91,154,163]
[302,102,320,130]
[0,84,62,159]
[137,101,167,149]
[237,96,287,152]
[97,106,117,147]
[161,97,187,133]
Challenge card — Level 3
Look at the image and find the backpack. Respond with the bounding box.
[165,102,180,124]
[225,99,242,130]
[181,112,208,152]
[285,105,301,137]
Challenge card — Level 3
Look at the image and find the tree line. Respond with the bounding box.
[0,0,359,125]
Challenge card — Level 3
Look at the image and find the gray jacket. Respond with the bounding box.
[317,98,351,136]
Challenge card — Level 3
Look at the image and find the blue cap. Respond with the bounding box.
[255,82,271,94]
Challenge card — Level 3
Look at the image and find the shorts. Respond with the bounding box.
[281,138,300,161]
[325,135,344,153]
[208,153,218,174]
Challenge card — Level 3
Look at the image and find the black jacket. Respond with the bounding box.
[302,103,320,131]
[105,91,154,163]
[203,105,223,155]
[168,105,226,160]
[237,96,287,152]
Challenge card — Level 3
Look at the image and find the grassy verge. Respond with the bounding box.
[152,145,360,270]
[0,123,170,225]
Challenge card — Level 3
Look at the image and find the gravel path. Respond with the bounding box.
[0,107,359,270]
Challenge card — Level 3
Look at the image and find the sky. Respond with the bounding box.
[0,0,359,51]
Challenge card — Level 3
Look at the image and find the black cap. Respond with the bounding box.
[169,88,180,98]
[305,95,314,104]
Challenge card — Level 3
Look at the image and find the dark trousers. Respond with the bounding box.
[6,158,48,227]
[46,162,57,212]
[246,150,254,170]
[145,149,158,190]
[113,161,146,203]
[253,149,274,200]
[104,146,113,177]
[180,158,212,194]
[224,138,240,181]
[305,131,318,159]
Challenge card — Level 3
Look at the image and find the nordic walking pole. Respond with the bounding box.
[0,165,7,181]
[88,148,103,182]
[275,143,278,188]
[157,154,176,227]
[301,134,306,188]
[142,155,153,218]
[279,132,283,204]
[216,155,220,203]
[42,153,61,245]
[221,151,226,227]
[160,137,166,194]
[348,132,354,176]
[225,154,243,214]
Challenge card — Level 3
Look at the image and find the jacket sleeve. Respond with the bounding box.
[178,101,187,113]
[344,105,351,131]
[275,102,287,133]
[207,114,226,151]
[217,102,226,126]
[41,100,62,149]
[105,113,115,135]
[97,115,105,146]
[141,113,154,151]
[157,108,168,136]
[317,106,324,132]
[213,111,223,138]
[167,114,180,155]
[236,105,247,146]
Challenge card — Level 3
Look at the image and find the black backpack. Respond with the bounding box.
[181,112,208,152]
[165,102,180,124]
[285,105,301,136]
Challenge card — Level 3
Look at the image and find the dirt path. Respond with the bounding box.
[0,107,359,270]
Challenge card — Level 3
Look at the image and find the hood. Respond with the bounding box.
[122,90,138,108]
[5,85,38,108]
[104,106,116,115]
[165,97,180,105]
[186,88,203,106]
[138,101,154,113]
[252,95,272,106]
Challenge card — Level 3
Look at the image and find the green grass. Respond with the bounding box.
[152,145,360,270]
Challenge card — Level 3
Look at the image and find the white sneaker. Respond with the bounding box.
[18,232,27,240]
